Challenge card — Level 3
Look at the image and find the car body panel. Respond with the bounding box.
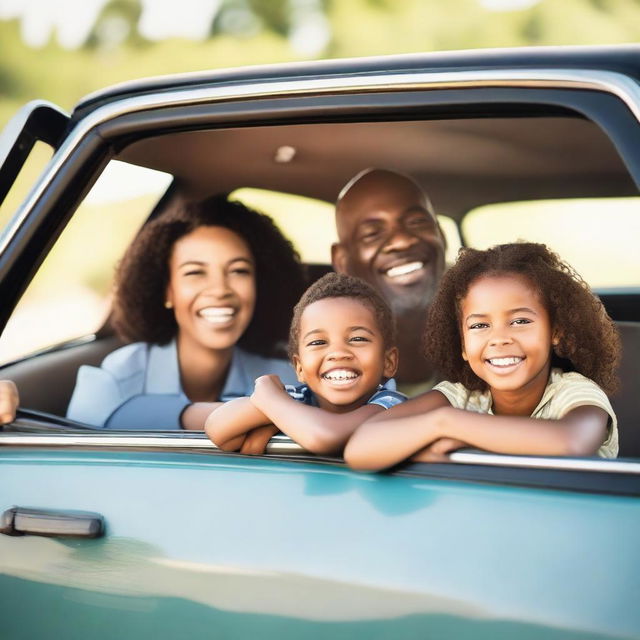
[2,448,640,639]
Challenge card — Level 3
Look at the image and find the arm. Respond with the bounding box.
[180,402,223,430]
[205,397,273,451]
[345,400,608,471]
[250,375,384,455]
[0,380,19,424]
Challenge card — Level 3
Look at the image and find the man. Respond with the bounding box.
[332,168,446,396]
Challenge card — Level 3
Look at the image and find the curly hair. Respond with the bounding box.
[424,242,621,394]
[112,194,306,357]
[288,272,396,359]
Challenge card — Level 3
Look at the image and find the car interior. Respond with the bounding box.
[1,109,639,456]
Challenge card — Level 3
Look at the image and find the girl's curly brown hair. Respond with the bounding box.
[424,242,621,394]
[112,194,306,358]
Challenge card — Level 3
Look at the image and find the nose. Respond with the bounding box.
[382,223,419,252]
[206,270,233,298]
[326,346,354,362]
[489,331,514,347]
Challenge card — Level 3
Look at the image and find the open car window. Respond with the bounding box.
[463,197,640,289]
[231,187,462,266]
[0,161,172,364]
[0,59,638,473]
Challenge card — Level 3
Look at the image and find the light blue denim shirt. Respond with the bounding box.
[66,340,298,429]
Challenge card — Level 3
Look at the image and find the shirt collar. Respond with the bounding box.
[146,340,184,395]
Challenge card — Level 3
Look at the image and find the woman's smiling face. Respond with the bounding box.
[165,225,256,354]
[460,273,555,407]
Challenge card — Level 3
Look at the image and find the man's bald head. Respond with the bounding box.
[335,168,434,240]
[332,168,445,317]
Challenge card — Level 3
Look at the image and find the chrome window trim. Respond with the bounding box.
[1,67,640,256]
[2,431,640,474]
[0,432,303,455]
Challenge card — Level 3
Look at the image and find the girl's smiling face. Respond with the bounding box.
[460,273,556,410]
[165,225,256,354]
[292,297,398,413]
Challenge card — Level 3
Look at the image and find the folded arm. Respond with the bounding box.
[345,391,608,471]
[251,375,383,456]
[205,397,273,450]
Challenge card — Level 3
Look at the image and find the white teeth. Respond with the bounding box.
[198,307,235,324]
[385,261,424,278]
[488,357,523,367]
[322,369,359,384]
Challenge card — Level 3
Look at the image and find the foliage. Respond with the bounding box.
[0,0,638,127]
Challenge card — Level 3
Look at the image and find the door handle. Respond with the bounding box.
[0,507,104,538]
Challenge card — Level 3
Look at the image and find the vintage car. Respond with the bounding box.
[0,45,639,638]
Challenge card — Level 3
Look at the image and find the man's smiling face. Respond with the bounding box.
[332,170,446,317]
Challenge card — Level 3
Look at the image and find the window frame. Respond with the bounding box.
[1,66,639,491]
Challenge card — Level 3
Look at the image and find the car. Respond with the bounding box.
[0,45,639,639]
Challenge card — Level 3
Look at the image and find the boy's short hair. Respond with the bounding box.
[288,272,396,360]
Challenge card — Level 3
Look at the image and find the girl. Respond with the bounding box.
[67,194,305,430]
[344,242,621,470]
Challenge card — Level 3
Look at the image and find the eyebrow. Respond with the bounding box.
[465,307,538,322]
[301,325,376,341]
[178,257,253,269]
[349,325,375,335]
[403,205,430,216]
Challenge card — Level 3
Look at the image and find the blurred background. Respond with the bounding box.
[2,0,639,127]
[0,0,638,362]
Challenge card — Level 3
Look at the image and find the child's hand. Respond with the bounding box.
[251,375,286,409]
[239,424,280,455]
[411,437,468,462]
[0,380,19,425]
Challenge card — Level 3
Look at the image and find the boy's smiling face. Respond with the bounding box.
[292,297,398,413]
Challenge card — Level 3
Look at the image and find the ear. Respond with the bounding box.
[292,355,306,384]
[461,346,468,362]
[331,243,348,274]
[383,347,399,379]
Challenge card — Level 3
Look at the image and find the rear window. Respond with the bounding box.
[232,187,462,265]
[462,197,640,288]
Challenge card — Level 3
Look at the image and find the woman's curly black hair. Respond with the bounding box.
[112,194,306,357]
[424,242,621,394]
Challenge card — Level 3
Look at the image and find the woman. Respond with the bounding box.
[67,194,306,430]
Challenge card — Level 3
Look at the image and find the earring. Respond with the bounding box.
[164,301,173,309]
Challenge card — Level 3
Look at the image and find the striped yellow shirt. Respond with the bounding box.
[433,368,618,458]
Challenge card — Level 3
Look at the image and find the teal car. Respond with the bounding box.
[1,45,639,639]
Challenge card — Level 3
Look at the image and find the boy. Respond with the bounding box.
[205,273,405,455]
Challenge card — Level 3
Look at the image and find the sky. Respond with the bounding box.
[0,0,541,50]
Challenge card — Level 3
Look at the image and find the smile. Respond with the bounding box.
[486,356,524,367]
[197,306,236,325]
[321,368,361,386]
[384,261,425,279]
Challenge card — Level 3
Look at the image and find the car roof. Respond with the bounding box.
[73,44,640,121]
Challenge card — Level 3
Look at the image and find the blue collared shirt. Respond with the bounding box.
[66,340,298,429]
[284,382,406,409]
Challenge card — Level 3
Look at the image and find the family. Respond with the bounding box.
[1,168,621,466]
